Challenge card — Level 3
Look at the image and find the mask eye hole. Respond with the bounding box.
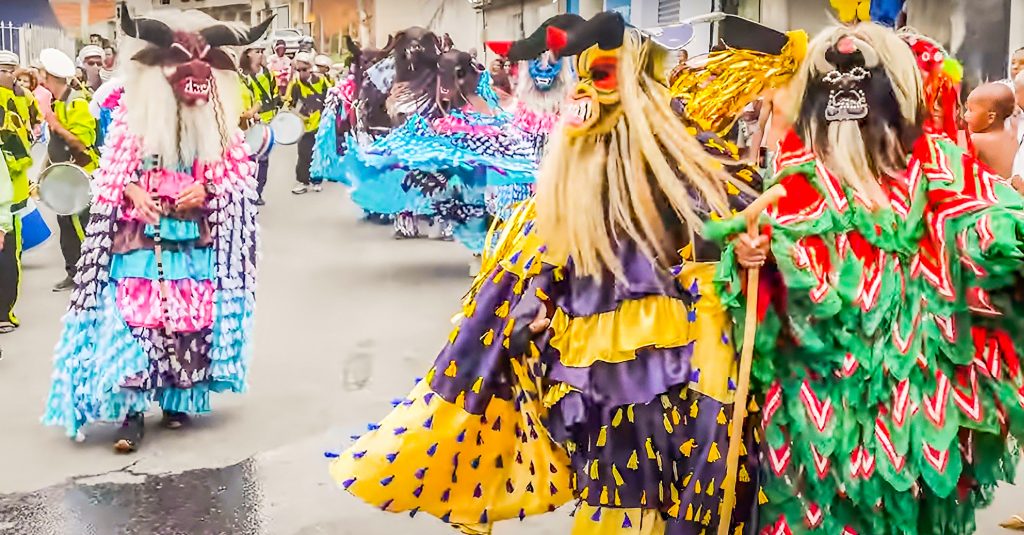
[455,66,465,78]
[588,56,618,91]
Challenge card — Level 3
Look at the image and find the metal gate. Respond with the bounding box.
[0,21,75,65]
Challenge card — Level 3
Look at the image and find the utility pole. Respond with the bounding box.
[356,0,368,45]
[80,0,90,41]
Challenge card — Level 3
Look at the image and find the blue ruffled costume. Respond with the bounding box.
[337,72,538,252]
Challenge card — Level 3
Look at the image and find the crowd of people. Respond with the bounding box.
[2,2,1024,535]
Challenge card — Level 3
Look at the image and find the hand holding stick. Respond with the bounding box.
[717,184,786,535]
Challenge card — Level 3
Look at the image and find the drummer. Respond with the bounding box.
[0,49,35,334]
[240,40,279,205]
[285,52,329,195]
[39,49,99,293]
[314,55,334,87]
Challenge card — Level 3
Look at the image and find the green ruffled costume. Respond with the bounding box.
[709,131,1024,535]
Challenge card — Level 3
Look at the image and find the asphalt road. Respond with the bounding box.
[0,145,1020,535]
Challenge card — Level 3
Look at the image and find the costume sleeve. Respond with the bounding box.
[327,198,576,525]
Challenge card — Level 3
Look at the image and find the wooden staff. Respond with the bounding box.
[717,184,787,535]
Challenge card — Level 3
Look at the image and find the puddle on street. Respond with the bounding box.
[0,460,263,535]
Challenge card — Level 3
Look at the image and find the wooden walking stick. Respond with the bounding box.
[717,184,786,535]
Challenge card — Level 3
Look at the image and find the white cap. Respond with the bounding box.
[77,44,103,64]
[0,49,19,67]
[314,54,332,68]
[40,48,76,78]
[293,52,313,66]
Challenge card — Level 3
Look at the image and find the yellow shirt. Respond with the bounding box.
[52,88,99,173]
[243,67,279,124]
[0,84,35,203]
[285,75,328,133]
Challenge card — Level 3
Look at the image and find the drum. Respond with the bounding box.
[270,111,304,145]
[244,122,275,158]
[15,200,52,252]
[37,163,92,216]
[28,142,48,180]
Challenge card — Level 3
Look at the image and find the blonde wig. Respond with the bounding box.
[788,23,924,208]
[120,9,245,167]
[535,31,733,280]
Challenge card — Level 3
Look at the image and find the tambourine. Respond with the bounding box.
[37,162,92,216]
[269,111,304,145]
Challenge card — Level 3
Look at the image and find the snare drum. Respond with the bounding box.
[270,111,305,145]
[244,122,275,158]
[37,163,93,216]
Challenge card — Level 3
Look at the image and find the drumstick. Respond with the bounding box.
[716,184,786,535]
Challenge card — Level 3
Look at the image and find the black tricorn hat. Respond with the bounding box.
[505,13,586,62]
[718,15,789,55]
[546,11,626,59]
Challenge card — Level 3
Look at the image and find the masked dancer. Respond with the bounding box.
[327,12,805,534]
[710,22,1024,535]
[42,5,270,452]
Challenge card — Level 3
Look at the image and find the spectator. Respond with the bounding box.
[267,39,292,94]
[77,45,103,92]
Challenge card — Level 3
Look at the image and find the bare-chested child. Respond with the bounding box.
[966,82,1019,178]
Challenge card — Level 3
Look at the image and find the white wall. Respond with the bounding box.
[373,0,481,50]
[630,0,715,55]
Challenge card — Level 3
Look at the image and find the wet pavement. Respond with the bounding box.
[1,146,1022,534]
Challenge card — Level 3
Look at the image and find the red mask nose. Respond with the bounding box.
[186,59,212,79]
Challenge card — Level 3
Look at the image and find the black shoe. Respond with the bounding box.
[114,412,145,453]
[161,410,191,430]
[52,277,75,292]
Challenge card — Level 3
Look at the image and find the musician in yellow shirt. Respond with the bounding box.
[0,49,35,333]
[285,52,328,195]
[41,49,99,292]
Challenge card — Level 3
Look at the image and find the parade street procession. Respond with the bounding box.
[3,0,1024,533]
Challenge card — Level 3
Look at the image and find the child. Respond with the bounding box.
[966,82,1019,178]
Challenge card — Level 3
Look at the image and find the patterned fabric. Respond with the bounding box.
[342,109,535,254]
[709,131,1024,535]
[330,200,761,534]
[43,107,259,439]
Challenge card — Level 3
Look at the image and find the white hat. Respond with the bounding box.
[314,54,332,68]
[293,52,314,65]
[0,49,19,67]
[244,39,267,51]
[40,48,76,78]
[77,45,103,64]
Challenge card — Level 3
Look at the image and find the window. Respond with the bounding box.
[658,0,681,24]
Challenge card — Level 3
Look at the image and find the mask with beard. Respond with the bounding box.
[527,52,564,91]
[534,11,733,279]
[120,4,273,106]
[792,23,925,206]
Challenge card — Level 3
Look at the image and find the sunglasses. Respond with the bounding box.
[295,67,310,72]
